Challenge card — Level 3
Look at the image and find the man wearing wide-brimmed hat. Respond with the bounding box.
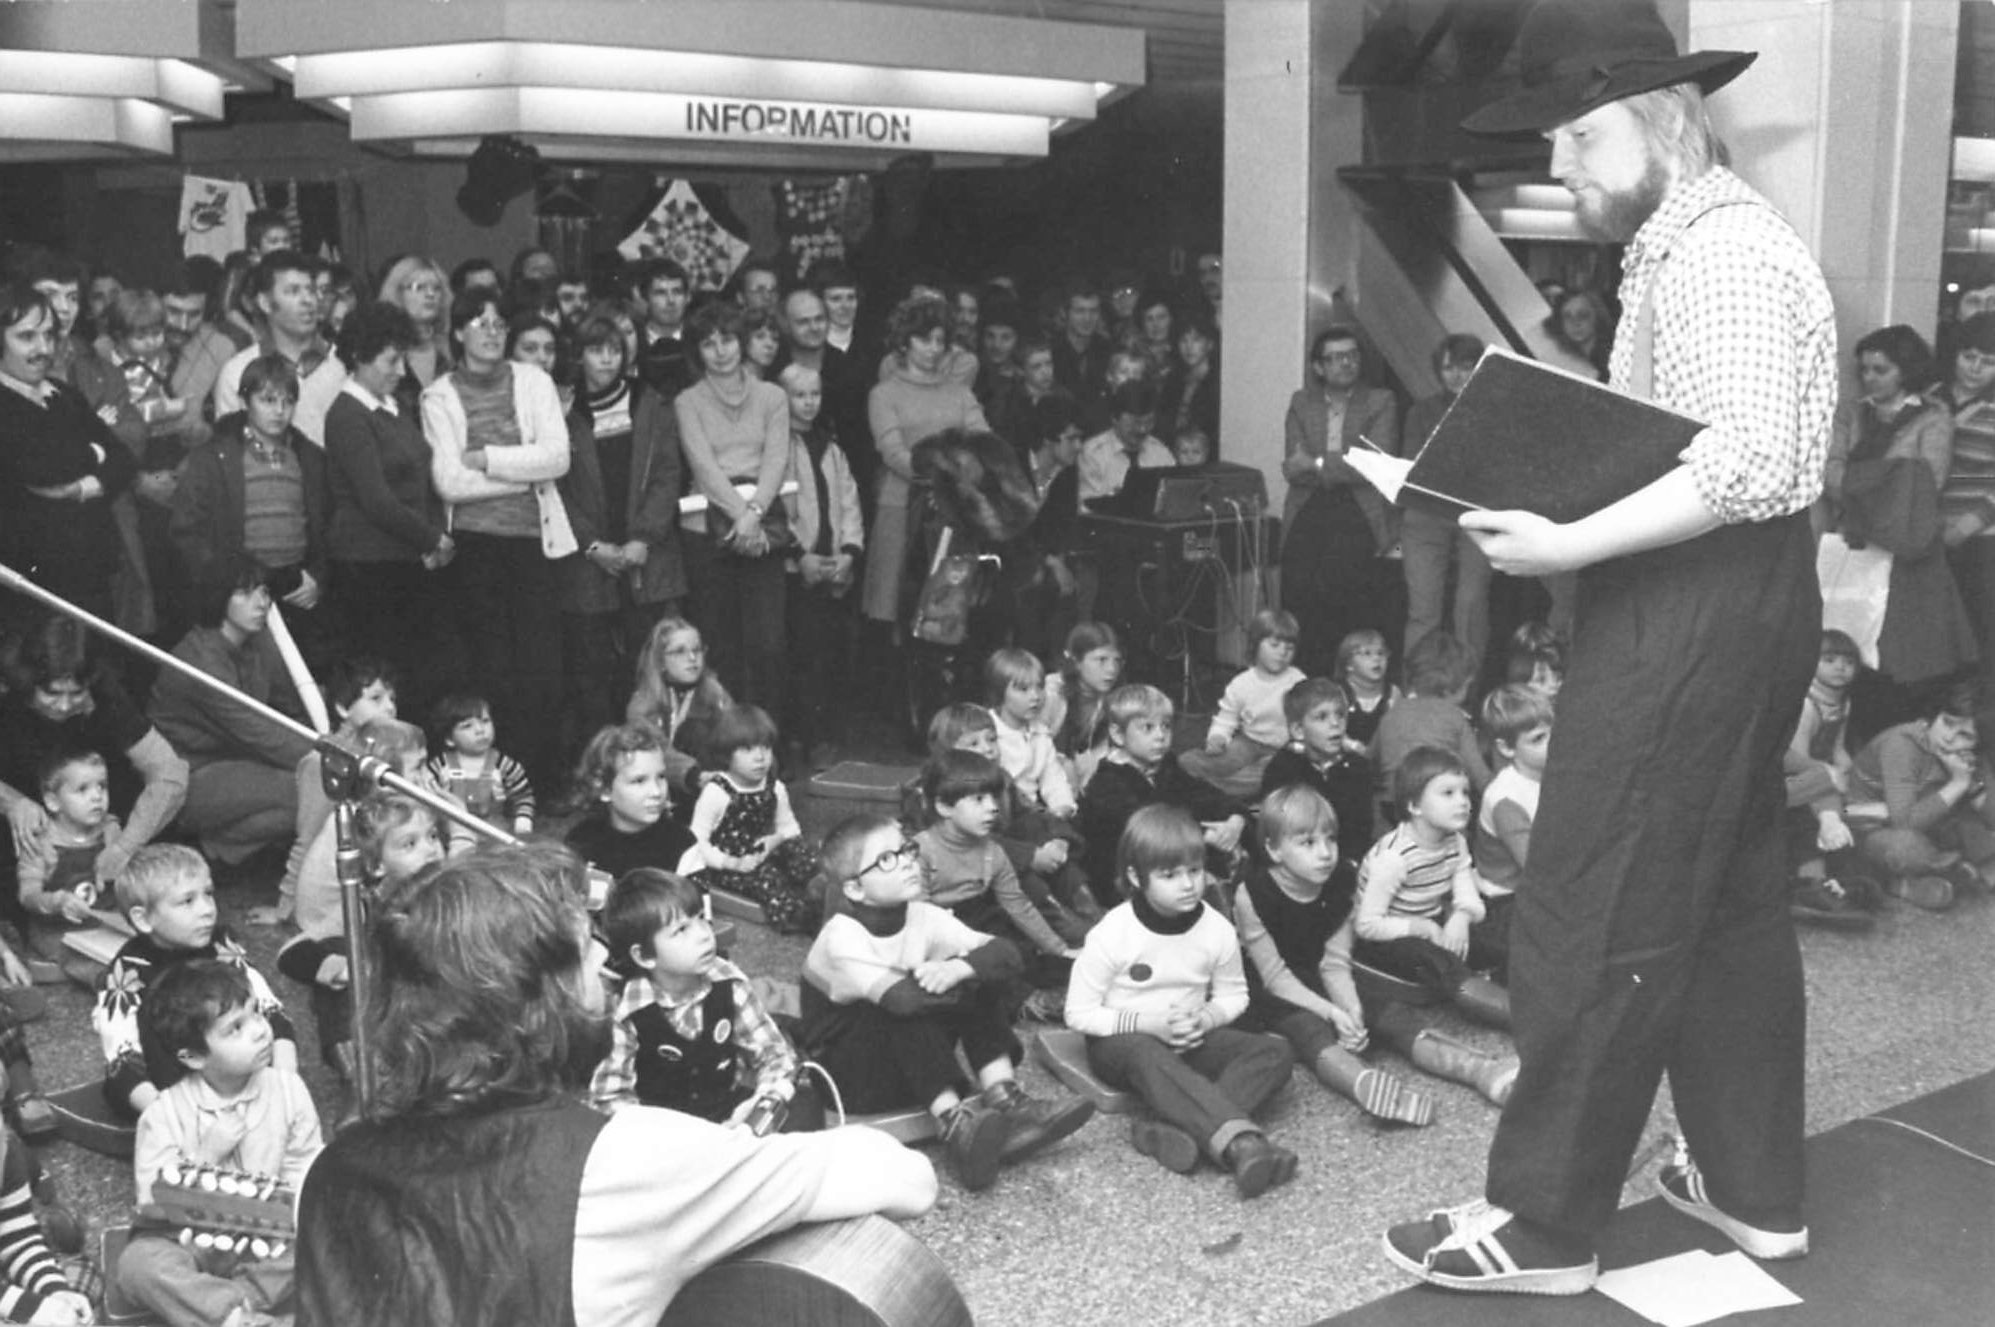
[1382,0,1836,1297]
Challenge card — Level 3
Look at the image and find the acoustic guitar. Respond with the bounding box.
[659,1213,973,1327]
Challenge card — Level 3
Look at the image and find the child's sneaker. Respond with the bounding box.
[980,1080,1095,1163]
[1353,1068,1437,1126]
[1382,1198,1598,1295]
[1129,1118,1200,1174]
[1222,1132,1298,1199]
[1656,1139,1808,1260]
[937,1097,1012,1192]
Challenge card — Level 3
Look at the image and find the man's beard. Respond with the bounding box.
[1573,152,1673,243]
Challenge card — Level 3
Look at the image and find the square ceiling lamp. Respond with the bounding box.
[0,0,265,161]
[236,0,1144,169]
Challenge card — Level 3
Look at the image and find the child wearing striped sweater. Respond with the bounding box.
[1353,746,1512,1029]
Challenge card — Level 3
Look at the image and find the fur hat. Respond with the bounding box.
[1461,0,1754,138]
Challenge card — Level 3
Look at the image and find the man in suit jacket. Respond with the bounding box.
[1279,326,1401,675]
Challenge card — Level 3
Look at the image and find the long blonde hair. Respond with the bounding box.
[375,254,453,365]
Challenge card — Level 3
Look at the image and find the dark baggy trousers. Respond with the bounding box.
[1485,512,1818,1242]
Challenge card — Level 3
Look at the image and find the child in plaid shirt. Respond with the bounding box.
[589,869,816,1129]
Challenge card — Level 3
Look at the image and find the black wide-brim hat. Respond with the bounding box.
[1462,0,1755,137]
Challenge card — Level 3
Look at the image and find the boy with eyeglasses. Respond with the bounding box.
[799,813,1095,1192]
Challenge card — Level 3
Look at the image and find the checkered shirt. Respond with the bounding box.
[587,957,798,1115]
[1611,166,1838,524]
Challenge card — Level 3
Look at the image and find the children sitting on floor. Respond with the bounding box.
[1075,684,1248,912]
[1354,747,1510,1029]
[985,648,1079,821]
[1234,786,1433,1126]
[926,703,1097,944]
[1845,680,1995,911]
[425,691,535,837]
[1782,630,1878,928]
[121,961,324,1327]
[277,789,447,1080]
[95,844,298,1121]
[275,655,398,923]
[17,748,115,951]
[1182,609,1307,799]
[915,751,1079,1019]
[1261,677,1375,866]
[1044,621,1124,795]
[1371,631,1491,820]
[679,705,819,935]
[564,723,697,885]
[800,814,1095,1193]
[625,618,735,824]
[589,868,818,1130]
[1472,684,1556,977]
[1066,805,1300,1199]
[1335,629,1399,751]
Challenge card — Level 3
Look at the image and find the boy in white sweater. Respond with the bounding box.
[1182,609,1307,799]
[1066,805,1298,1198]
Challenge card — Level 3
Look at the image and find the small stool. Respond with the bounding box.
[1353,958,1443,1008]
[48,1081,136,1159]
[800,761,922,842]
[839,1106,938,1145]
[1029,1029,1138,1114]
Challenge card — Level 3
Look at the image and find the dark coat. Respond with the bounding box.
[169,413,330,587]
[557,382,687,612]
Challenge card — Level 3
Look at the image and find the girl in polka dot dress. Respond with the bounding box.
[681,704,821,934]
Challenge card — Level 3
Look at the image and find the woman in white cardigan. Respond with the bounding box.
[424,290,575,790]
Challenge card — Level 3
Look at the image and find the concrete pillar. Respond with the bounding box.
[1685,0,1958,354]
[1221,0,1314,516]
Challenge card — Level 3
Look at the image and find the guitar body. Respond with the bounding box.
[658,1214,973,1327]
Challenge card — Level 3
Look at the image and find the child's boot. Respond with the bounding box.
[1450,975,1512,1029]
[2,1061,57,1143]
[26,1159,81,1255]
[981,1079,1096,1163]
[1410,1029,1519,1107]
[1312,1047,1434,1126]
[1223,1132,1298,1199]
[937,1097,1012,1192]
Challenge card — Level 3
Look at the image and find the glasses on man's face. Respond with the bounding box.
[1318,350,1361,365]
[857,843,917,879]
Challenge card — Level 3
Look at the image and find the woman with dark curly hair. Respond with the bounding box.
[295,841,935,1325]
[325,301,459,704]
[1822,323,1973,708]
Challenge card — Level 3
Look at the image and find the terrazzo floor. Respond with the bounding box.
[21,711,1995,1327]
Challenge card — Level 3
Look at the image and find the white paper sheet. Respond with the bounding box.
[1342,446,1412,504]
[1594,1249,1802,1327]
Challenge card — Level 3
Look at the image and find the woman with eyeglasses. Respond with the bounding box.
[1279,326,1403,678]
[425,289,576,793]
[376,255,453,415]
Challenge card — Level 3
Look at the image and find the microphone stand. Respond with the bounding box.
[0,562,518,1116]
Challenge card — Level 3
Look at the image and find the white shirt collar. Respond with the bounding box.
[341,378,396,415]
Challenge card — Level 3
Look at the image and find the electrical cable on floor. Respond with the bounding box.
[1853,1114,1995,1169]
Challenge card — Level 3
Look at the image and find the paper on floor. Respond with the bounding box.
[1594,1249,1801,1327]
